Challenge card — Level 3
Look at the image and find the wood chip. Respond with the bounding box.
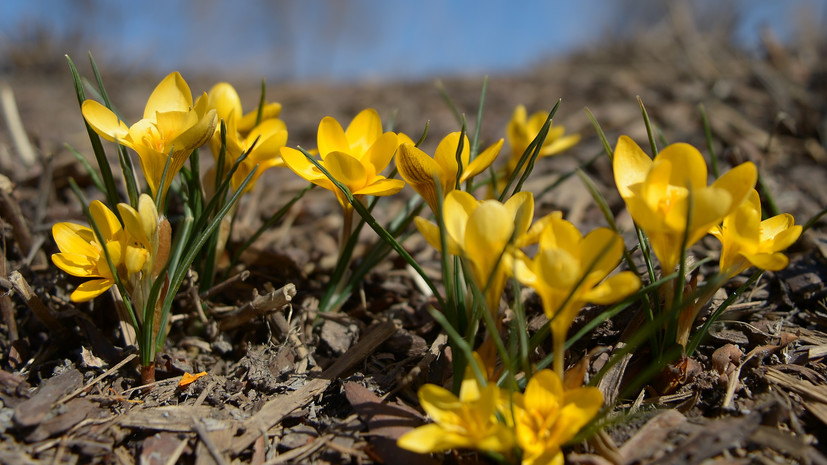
[14,368,82,427]
[651,413,761,465]
[119,406,231,433]
[619,409,687,464]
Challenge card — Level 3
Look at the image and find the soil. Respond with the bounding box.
[1,16,827,465]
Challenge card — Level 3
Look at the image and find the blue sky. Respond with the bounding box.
[1,0,824,81]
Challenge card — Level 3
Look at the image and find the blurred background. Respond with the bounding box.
[1,0,825,82]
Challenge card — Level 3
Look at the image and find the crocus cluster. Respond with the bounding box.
[55,63,805,464]
[398,355,603,465]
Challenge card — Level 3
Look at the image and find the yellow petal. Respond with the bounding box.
[81,100,129,143]
[52,252,96,277]
[613,136,652,199]
[582,271,641,305]
[397,143,444,209]
[362,132,399,177]
[324,151,366,189]
[537,247,580,290]
[504,249,537,286]
[443,191,477,246]
[524,370,564,413]
[656,143,708,191]
[172,109,218,151]
[542,133,581,157]
[137,194,159,241]
[238,102,283,133]
[711,161,757,217]
[461,138,502,182]
[144,72,192,118]
[281,147,324,182]
[546,386,602,444]
[207,82,242,123]
[433,132,465,180]
[317,116,351,157]
[764,221,801,251]
[52,222,98,257]
[687,187,732,243]
[353,178,405,197]
[117,203,149,248]
[540,216,582,251]
[506,105,528,152]
[89,201,122,241]
[345,108,383,158]
[505,191,535,238]
[397,424,471,454]
[418,384,462,423]
[465,200,513,280]
[246,118,288,154]
[70,278,113,302]
[741,252,789,271]
[580,228,624,279]
[124,245,148,274]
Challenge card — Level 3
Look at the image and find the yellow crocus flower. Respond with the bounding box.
[710,189,802,278]
[613,135,757,273]
[415,190,535,314]
[513,370,603,465]
[52,201,133,302]
[206,82,288,192]
[82,72,217,200]
[396,132,502,212]
[508,218,640,376]
[280,108,404,209]
[397,355,514,455]
[506,105,580,174]
[117,193,170,278]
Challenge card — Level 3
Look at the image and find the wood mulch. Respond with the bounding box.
[1,14,826,465]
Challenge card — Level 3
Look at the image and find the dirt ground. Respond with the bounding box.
[1,15,827,465]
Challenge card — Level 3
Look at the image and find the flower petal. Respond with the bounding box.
[397,424,471,454]
[711,161,757,216]
[70,278,113,302]
[144,72,192,118]
[613,135,652,199]
[317,116,351,157]
[434,132,464,181]
[353,178,405,197]
[542,133,581,157]
[52,252,96,277]
[172,109,217,151]
[281,147,324,182]
[238,102,283,133]
[363,132,399,178]
[443,191,477,246]
[207,82,242,124]
[52,222,98,257]
[504,191,535,238]
[461,138,502,182]
[89,201,122,240]
[524,370,564,414]
[582,271,641,305]
[396,143,443,209]
[580,228,624,279]
[345,108,383,158]
[657,142,708,191]
[81,100,129,143]
[324,151,367,190]
[741,252,789,271]
[117,203,149,248]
